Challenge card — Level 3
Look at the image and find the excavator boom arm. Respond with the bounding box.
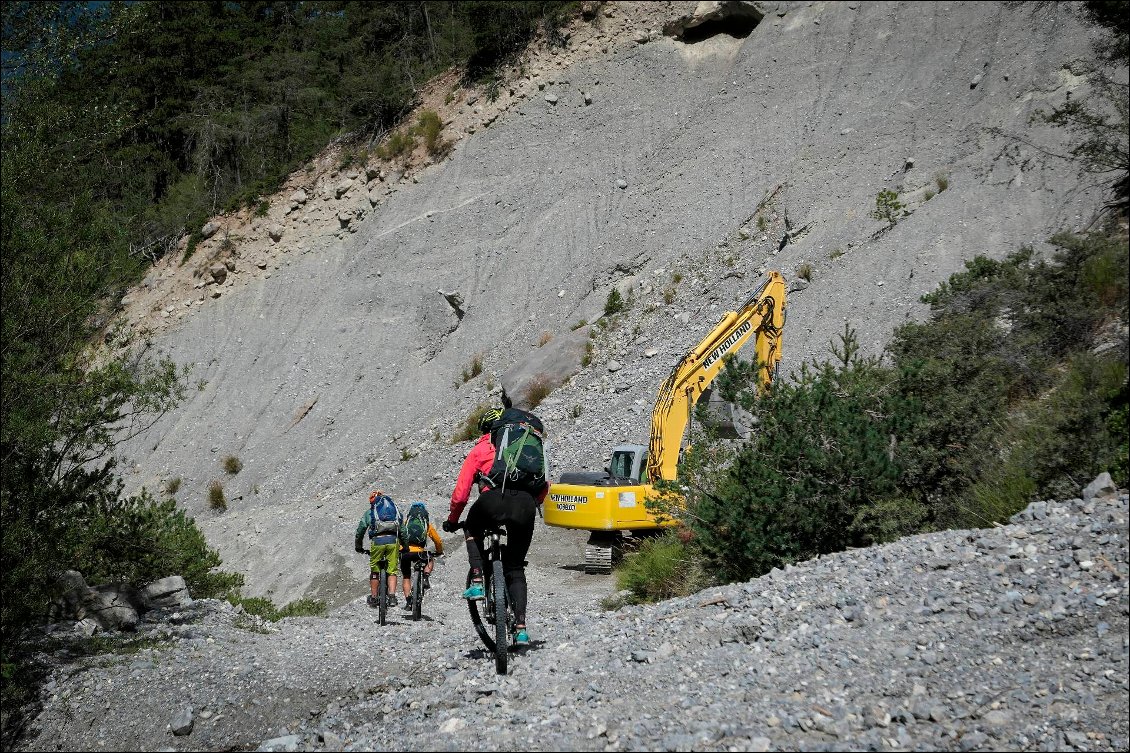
[646,271,786,481]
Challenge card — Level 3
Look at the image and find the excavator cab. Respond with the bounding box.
[607,445,646,483]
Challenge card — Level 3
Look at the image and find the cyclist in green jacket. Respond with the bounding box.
[354,491,401,608]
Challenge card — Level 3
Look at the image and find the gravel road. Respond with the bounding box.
[21,485,1127,752]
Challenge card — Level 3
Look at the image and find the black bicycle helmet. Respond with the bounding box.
[477,407,504,435]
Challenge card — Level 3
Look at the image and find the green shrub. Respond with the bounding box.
[829,248,844,260]
[377,129,416,160]
[570,319,588,331]
[255,200,270,217]
[165,477,182,495]
[692,326,910,582]
[222,455,242,475]
[485,76,501,103]
[581,340,594,368]
[672,272,683,284]
[935,173,949,192]
[230,596,328,621]
[604,288,625,316]
[417,110,448,157]
[663,287,675,305]
[454,403,492,443]
[208,481,227,511]
[847,496,931,544]
[871,189,905,227]
[461,353,483,383]
[615,533,708,604]
[756,215,768,232]
[924,189,936,201]
[524,374,554,409]
[67,489,244,600]
[797,262,813,282]
[278,598,327,618]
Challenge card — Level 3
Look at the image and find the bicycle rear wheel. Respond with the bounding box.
[411,565,423,621]
[378,568,388,626]
[467,570,495,651]
[491,559,508,675]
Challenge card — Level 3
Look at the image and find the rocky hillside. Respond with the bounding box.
[20,479,1127,751]
[109,0,1108,609]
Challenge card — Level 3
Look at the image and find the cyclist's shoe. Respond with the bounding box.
[366,595,379,608]
[404,595,414,610]
[513,628,530,647]
[423,574,431,591]
[463,580,485,601]
[385,595,398,608]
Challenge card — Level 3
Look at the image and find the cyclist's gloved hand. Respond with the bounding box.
[441,519,458,533]
[354,540,365,553]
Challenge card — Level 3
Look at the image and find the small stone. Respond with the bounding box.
[545,93,559,104]
[617,178,628,189]
[607,360,622,372]
[170,707,194,736]
[644,348,658,358]
[982,709,1009,726]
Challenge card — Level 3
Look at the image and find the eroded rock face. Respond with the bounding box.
[663,0,764,41]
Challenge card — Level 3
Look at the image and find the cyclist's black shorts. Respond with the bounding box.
[465,487,537,568]
[399,550,429,576]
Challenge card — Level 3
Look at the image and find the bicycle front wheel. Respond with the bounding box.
[492,559,508,675]
[411,567,423,621]
[378,569,388,626]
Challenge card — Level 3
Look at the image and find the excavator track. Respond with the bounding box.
[584,533,614,574]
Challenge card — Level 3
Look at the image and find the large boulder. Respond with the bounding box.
[502,326,592,410]
[54,572,140,632]
[139,576,193,611]
[86,585,140,632]
[1082,472,1118,503]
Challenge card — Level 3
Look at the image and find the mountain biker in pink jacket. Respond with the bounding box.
[443,404,547,647]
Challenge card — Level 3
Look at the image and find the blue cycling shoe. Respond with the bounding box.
[513,628,530,646]
[463,581,485,601]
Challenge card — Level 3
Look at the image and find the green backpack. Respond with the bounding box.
[399,502,430,547]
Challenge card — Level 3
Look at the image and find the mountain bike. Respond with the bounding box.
[457,522,516,675]
[405,550,436,622]
[359,547,392,626]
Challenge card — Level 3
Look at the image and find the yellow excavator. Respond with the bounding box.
[544,271,786,573]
